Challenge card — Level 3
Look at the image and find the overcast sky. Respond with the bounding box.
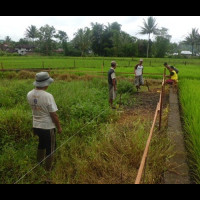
[0,16,200,43]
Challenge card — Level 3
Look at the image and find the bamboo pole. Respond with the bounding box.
[135,103,160,184]
[158,68,166,130]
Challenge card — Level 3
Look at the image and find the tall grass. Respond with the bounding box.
[50,111,171,184]
[0,76,172,184]
[0,78,136,183]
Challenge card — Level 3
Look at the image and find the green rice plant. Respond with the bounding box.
[179,79,200,183]
[1,56,200,71]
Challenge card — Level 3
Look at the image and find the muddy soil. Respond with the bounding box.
[118,79,169,124]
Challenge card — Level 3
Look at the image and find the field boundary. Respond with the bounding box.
[0,67,163,77]
[164,88,190,184]
[134,68,166,184]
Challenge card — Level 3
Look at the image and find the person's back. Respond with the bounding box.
[170,69,178,82]
[27,71,62,172]
[27,89,58,129]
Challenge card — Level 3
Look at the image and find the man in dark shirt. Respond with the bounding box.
[108,61,117,109]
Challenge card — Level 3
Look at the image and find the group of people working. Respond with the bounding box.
[26,59,178,172]
[108,59,179,108]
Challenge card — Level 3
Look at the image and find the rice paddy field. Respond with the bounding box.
[0,56,200,184]
[179,80,200,183]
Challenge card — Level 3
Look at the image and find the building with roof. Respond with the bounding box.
[180,51,192,55]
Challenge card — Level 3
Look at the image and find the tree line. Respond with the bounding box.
[0,16,199,57]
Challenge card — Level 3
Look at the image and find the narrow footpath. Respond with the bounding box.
[164,88,190,184]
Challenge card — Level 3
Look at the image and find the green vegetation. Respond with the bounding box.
[0,68,172,184]
[0,78,135,183]
[1,55,200,183]
[179,80,200,183]
[1,56,200,81]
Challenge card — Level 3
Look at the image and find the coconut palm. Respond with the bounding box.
[25,25,38,46]
[183,28,199,56]
[139,16,159,58]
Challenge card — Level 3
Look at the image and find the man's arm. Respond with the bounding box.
[50,112,62,133]
[112,78,117,91]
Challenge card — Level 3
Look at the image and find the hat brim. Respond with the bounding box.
[33,77,54,87]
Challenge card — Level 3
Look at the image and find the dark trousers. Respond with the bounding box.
[33,128,56,156]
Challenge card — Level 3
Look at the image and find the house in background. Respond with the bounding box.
[16,48,27,55]
[54,48,64,54]
[180,51,192,56]
[0,43,9,51]
[15,45,34,55]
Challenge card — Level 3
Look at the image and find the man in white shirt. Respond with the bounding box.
[134,59,144,91]
[27,71,62,171]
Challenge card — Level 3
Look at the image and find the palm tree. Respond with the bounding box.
[139,16,159,58]
[25,25,38,46]
[183,28,199,56]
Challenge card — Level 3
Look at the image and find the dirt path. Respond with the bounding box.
[118,80,164,124]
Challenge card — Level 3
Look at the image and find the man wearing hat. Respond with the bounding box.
[108,61,117,109]
[134,59,144,91]
[27,71,62,171]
